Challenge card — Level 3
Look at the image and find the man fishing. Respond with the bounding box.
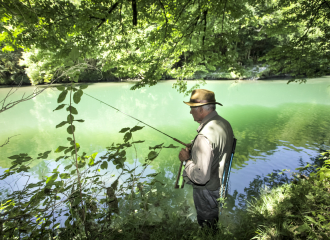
[178,89,234,230]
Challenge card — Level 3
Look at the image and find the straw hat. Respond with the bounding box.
[183,89,223,107]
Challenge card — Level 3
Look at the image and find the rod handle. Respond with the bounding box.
[174,161,183,189]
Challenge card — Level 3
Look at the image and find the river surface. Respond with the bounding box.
[1,78,330,220]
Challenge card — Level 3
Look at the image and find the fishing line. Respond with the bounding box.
[84,92,188,148]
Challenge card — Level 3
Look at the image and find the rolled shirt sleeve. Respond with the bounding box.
[183,134,214,185]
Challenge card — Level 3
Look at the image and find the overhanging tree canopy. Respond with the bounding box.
[0,0,329,90]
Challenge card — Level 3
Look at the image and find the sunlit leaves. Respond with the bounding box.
[91,152,98,159]
[46,173,58,185]
[55,146,68,153]
[60,173,70,179]
[88,158,95,166]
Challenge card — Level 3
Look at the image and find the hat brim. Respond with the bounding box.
[183,101,223,107]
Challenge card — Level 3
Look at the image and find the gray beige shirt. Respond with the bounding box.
[183,111,234,190]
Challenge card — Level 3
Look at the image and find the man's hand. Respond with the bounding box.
[179,147,190,162]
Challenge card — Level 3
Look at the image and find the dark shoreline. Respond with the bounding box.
[1,75,329,89]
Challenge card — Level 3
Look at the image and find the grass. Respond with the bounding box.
[106,159,330,240]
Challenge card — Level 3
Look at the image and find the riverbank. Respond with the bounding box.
[110,151,330,240]
[1,149,328,239]
[0,75,311,88]
[0,64,316,87]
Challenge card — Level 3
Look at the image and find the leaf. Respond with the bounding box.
[67,114,74,123]
[73,89,83,104]
[119,127,130,133]
[73,75,79,83]
[296,223,309,233]
[56,121,68,128]
[80,84,88,89]
[64,148,71,154]
[130,126,144,132]
[56,86,65,91]
[67,125,75,134]
[66,106,78,115]
[132,140,145,144]
[124,132,132,142]
[91,152,98,159]
[67,137,73,141]
[88,158,95,166]
[148,151,158,160]
[37,150,52,159]
[69,46,79,61]
[75,119,85,122]
[163,144,179,148]
[60,173,70,179]
[146,172,160,177]
[46,173,58,185]
[53,104,66,111]
[149,143,164,150]
[101,161,108,170]
[64,164,72,170]
[304,216,317,224]
[57,90,68,103]
[55,146,68,153]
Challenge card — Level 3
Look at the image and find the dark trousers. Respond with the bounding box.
[193,188,219,229]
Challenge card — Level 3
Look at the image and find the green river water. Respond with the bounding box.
[1,78,330,219]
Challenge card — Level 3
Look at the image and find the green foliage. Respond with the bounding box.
[0,48,29,85]
[1,0,329,87]
[0,82,186,239]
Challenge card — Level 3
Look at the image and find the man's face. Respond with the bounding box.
[190,106,204,123]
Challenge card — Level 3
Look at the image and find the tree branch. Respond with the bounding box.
[202,10,208,46]
[132,0,137,26]
[158,0,168,39]
[0,135,20,148]
[96,1,120,30]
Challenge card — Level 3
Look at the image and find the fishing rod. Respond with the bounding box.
[84,92,187,189]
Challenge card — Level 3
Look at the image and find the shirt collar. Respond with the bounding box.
[197,111,218,133]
